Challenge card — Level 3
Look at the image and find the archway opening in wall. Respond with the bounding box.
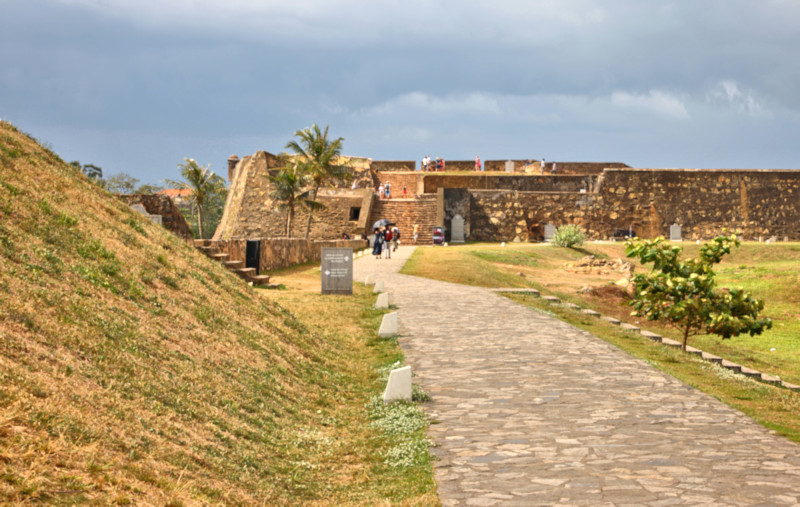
[528,222,544,242]
[349,207,361,221]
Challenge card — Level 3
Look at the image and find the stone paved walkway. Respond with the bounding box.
[354,246,800,506]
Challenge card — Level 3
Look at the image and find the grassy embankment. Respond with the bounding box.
[0,121,435,505]
[401,242,800,442]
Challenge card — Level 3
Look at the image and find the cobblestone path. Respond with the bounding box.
[354,246,800,506]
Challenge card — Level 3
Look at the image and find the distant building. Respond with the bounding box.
[157,188,193,207]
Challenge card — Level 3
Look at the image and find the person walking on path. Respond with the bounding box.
[371,228,383,259]
[383,227,392,259]
[378,183,384,200]
[551,162,557,174]
[402,184,408,199]
[413,223,419,243]
[391,226,400,252]
[384,180,391,199]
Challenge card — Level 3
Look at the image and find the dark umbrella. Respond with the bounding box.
[373,219,392,228]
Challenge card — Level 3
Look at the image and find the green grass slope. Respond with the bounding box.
[0,122,434,504]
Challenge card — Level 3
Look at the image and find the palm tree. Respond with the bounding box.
[285,124,348,239]
[164,158,226,239]
[268,160,322,237]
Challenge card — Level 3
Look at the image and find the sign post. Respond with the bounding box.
[321,248,353,295]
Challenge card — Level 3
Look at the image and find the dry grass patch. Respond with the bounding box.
[0,122,435,505]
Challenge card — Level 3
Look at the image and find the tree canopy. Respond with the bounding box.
[284,124,347,239]
[164,159,227,239]
[626,234,772,351]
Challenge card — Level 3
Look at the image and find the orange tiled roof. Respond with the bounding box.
[157,188,193,199]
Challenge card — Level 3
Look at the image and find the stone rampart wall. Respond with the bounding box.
[372,160,416,172]
[599,169,800,240]
[464,169,800,242]
[210,238,368,272]
[425,174,596,194]
[118,194,194,240]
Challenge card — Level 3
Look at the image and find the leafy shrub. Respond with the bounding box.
[552,224,586,248]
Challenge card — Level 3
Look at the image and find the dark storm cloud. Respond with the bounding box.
[2,0,800,183]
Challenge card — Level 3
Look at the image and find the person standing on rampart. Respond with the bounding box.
[384,180,391,199]
[551,162,557,174]
[402,184,408,199]
[541,158,546,175]
[378,183,384,200]
[475,156,481,171]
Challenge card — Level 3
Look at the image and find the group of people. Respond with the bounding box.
[421,155,446,171]
[372,225,401,259]
[377,181,409,199]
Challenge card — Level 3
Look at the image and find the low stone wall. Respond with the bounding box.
[117,194,194,240]
[210,238,368,272]
[372,160,416,172]
[425,174,596,194]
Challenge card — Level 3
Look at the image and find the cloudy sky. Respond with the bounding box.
[3,1,800,184]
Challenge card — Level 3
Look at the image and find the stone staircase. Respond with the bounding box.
[369,196,438,244]
[193,239,271,286]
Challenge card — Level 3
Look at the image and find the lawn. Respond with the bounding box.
[401,241,800,442]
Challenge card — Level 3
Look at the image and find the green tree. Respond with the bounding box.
[105,172,140,194]
[284,124,347,239]
[625,234,772,351]
[69,161,103,181]
[268,160,321,237]
[136,182,165,195]
[164,158,227,239]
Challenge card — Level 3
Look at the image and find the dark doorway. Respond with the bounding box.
[246,240,260,275]
[349,207,361,221]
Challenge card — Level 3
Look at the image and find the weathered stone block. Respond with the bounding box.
[375,292,389,309]
[378,312,398,338]
[383,366,412,403]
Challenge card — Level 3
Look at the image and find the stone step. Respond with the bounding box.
[223,260,245,269]
[233,267,256,280]
[250,274,271,286]
[196,245,213,254]
[210,253,229,262]
[193,239,211,247]
[640,330,662,342]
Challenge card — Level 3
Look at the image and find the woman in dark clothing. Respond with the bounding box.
[372,228,384,259]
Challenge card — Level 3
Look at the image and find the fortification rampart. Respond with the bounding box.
[463,169,800,242]
[425,174,597,194]
[215,147,800,244]
[210,238,367,272]
[118,193,194,240]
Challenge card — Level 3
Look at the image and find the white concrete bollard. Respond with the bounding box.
[383,365,412,403]
[501,242,506,247]
[373,280,385,293]
[375,292,389,309]
[378,312,398,338]
[365,274,375,285]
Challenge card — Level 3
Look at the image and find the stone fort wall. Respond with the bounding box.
[463,169,800,242]
[215,149,800,243]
